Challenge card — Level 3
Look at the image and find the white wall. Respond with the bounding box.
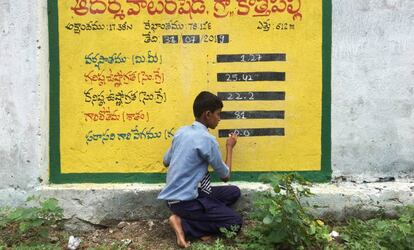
[0,0,413,206]
[0,0,48,205]
[332,0,414,181]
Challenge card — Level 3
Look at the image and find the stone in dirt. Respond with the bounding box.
[147,220,155,230]
[121,239,132,246]
[117,221,128,229]
[48,236,59,243]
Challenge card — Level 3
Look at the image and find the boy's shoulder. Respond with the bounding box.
[175,125,191,136]
[175,123,216,141]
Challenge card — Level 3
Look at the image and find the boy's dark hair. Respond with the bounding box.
[193,91,223,118]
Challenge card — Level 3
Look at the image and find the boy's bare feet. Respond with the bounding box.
[169,214,190,248]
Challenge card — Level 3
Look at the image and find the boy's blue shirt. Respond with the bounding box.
[158,121,230,201]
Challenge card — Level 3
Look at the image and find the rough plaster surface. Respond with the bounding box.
[0,0,48,206]
[331,0,414,180]
[0,0,413,227]
[37,181,414,230]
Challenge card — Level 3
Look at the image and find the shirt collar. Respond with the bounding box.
[192,121,208,131]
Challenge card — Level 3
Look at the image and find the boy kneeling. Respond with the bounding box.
[158,91,242,248]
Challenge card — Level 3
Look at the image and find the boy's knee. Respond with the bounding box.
[229,185,241,200]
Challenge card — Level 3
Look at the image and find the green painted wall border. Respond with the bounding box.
[49,171,329,184]
[320,0,332,181]
[48,0,61,184]
[49,0,332,184]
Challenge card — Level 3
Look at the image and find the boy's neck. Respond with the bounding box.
[196,118,209,129]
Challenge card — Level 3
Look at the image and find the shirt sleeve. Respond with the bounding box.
[197,138,230,178]
[163,147,172,167]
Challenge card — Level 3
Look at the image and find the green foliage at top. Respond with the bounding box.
[0,196,63,247]
[240,173,331,250]
[339,205,414,250]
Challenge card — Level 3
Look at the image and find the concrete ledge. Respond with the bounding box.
[38,181,414,230]
[304,181,414,221]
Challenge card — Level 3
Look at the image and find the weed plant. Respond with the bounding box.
[240,173,331,250]
[0,197,63,247]
[190,238,233,250]
[339,205,414,250]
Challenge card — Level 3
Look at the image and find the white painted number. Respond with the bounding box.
[234,111,246,119]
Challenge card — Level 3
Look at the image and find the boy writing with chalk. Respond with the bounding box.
[158,91,242,248]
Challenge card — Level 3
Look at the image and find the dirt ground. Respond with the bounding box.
[48,219,244,250]
[54,219,185,250]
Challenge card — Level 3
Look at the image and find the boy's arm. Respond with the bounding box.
[198,133,237,181]
[221,133,237,182]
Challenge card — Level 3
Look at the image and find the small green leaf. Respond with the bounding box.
[268,228,287,243]
[282,200,296,214]
[308,224,316,235]
[39,229,49,238]
[20,208,37,220]
[31,219,44,227]
[41,199,59,210]
[19,222,30,232]
[375,221,388,230]
[398,224,411,234]
[8,208,24,221]
[341,233,350,242]
[263,215,273,225]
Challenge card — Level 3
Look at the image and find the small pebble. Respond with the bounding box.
[92,236,99,243]
[147,220,155,230]
[121,239,132,246]
[117,221,127,229]
[49,236,59,243]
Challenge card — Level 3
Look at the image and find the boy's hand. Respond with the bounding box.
[224,133,237,182]
[226,133,238,149]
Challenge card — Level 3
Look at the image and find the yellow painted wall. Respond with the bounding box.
[58,0,323,174]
